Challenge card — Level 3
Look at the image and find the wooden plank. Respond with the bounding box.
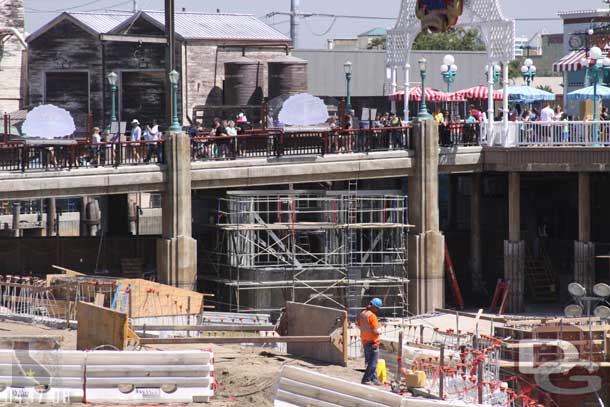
[116,278,205,318]
[132,324,275,332]
[76,301,129,351]
[139,336,331,345]
[100,34,168,44]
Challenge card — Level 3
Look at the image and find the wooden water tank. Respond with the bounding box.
[224,58,263,106]
[268,55,308,100]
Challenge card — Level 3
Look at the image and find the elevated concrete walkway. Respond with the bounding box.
[0,147,484,200]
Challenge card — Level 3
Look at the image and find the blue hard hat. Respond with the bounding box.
[370,298,383,309]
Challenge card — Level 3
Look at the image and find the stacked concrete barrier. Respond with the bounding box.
[0,350,214,404]
[0,350,85,403]
[84,350,214,403]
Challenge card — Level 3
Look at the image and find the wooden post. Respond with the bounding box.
[419,325,424,344]
[477,357,484,404]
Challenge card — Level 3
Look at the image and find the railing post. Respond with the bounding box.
[321,132,326,157]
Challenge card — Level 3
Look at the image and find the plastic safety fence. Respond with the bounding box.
[274,366,480,407]
[0,350,215,404]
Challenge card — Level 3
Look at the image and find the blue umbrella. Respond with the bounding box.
[567,85,610,101]
[507,86,555,103]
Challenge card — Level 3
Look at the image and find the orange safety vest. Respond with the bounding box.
[357,309,380,346]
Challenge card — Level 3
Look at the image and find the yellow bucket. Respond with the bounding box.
[377,359,387,384]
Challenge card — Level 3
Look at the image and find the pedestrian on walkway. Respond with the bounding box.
[356,297,383,385]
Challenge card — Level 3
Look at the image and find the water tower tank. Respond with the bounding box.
[224,58,263,106]
[268,55,308,100]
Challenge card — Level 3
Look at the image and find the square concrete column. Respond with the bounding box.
[157,132,197,290]
[575,173,594,291]
[408,119,445,314]
[504,172,525,313]
[470,173,483,293]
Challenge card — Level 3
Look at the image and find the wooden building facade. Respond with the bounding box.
[0,0,26,115]
[27,10,291,135]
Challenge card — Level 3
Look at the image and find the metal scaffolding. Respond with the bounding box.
[199,190,411,320]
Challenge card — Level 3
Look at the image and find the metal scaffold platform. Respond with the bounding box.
[198,189,411,320]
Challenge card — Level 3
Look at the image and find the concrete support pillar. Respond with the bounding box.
[80,197,89,237]
[470,173,483,293]
[127,193,138,236]
[508,173,520,242]
[157,132,197,290]
[407,119,445,314]
[504,172,525,313]
[46,198,56,237]
[575,173,594,291]
[12,202,21,238]
[86,199,101,236]
[578,173,591,242]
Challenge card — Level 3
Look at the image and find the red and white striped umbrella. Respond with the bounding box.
[454,85,503,101]
[390,86,446,102]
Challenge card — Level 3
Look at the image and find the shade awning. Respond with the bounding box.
[553,50,585,73]
[454,85,503,101]
[567,85,610,101]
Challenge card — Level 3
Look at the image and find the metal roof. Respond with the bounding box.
[142,11,290,42]
[28,11,290,44]
[358,28,388,37]
[68,12,132,34]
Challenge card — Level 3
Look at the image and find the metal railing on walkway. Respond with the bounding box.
[0,140,165,172]
[486,120,610,147]
[191,127,414,161]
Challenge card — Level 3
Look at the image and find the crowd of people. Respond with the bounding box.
[189,113,252,159]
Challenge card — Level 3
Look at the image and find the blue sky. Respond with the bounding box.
[25,0,607,48]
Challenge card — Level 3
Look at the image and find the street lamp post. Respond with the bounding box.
[580,46,610,142]
[440,54,458,93]
[344,61,353,113]
[485,64,501,85]
[418,58,432,119]
[521,58,537,86]
[107,72,118,130]
[168,70,181,132]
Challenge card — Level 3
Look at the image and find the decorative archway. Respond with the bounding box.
[385,0,515,139]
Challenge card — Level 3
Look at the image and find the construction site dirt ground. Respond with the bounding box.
[0,320,366,407]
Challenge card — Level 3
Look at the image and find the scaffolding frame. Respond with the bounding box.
[199,189,411,319]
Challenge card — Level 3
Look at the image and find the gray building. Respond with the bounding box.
[293,49,490,114]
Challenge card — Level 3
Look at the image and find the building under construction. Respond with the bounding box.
[198,189,410,319]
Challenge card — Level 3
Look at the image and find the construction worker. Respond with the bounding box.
[356,297,383,385]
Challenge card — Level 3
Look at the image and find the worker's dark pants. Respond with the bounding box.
[362,342,379,384]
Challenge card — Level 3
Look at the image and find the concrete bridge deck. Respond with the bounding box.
[3,145,610,199]
[0,147,484,199]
